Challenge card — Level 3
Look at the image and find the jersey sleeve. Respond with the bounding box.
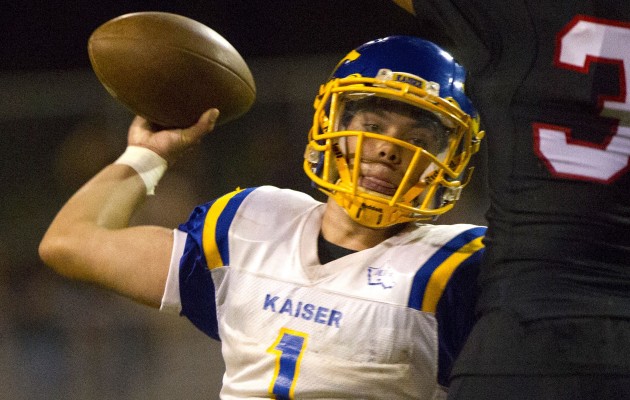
[172,200,221,340]
[409,225,486,386]
[168,187,257,340]
[160,228,187,314]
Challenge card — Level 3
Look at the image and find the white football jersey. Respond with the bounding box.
[161,186,486,399]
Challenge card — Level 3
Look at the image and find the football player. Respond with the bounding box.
[392,1,630,398]
[40,36,485,398]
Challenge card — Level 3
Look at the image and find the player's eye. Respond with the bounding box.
[407,136,428,147]
[363,123,381,133]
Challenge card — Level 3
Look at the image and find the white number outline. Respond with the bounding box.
[533,15,630,183]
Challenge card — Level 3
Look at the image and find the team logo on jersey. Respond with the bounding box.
[367,262,396,289]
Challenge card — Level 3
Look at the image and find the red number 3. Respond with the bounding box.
[534,16,630,183]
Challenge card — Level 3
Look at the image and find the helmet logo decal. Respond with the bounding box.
[333,50,361,73]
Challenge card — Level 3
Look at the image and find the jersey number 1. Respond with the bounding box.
[534,15,630,183]
[267,328,308,399]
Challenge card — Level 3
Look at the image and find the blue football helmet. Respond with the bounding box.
[303,36,484,228]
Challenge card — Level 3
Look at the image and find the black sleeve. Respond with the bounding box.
[410,0,496,73]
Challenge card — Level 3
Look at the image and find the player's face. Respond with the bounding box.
[343,108,442,196]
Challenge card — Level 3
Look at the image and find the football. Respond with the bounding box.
[88,12,256,128]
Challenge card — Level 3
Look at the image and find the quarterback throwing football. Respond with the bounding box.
[40,36,485,399]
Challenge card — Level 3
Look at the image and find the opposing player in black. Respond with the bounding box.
[392,1,630,398]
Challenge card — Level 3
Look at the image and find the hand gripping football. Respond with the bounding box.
[88,12,256,128]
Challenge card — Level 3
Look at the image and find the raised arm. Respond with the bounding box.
[39,109,219,308]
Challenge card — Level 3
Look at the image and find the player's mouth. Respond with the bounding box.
[356,159,403,196]
[358,175,398,196]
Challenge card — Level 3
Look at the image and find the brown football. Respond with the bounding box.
[88,12,256,128]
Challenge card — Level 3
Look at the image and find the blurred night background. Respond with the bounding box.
[0,1,488,399]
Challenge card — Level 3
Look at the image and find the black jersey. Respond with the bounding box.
[412,0,630,320]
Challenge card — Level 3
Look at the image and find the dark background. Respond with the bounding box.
[1,1,424,71]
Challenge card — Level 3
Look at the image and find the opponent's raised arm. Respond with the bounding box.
[38,109,219,308]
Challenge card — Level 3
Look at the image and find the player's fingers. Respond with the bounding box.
[200,108,220,131]
[178,108,220,147]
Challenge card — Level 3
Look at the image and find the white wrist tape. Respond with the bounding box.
[114,146,168,195]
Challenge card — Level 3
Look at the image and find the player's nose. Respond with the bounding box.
[372,137,401,164]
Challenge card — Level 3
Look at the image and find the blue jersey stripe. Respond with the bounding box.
[202,187,256,268]
[178,187,256,340]
[214,187,256,266]
[408,226,486,311]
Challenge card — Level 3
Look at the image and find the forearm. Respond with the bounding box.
[39,164,147,275]
[79,164,147,228]
[39,110,218,307]
[39,162,175,307]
